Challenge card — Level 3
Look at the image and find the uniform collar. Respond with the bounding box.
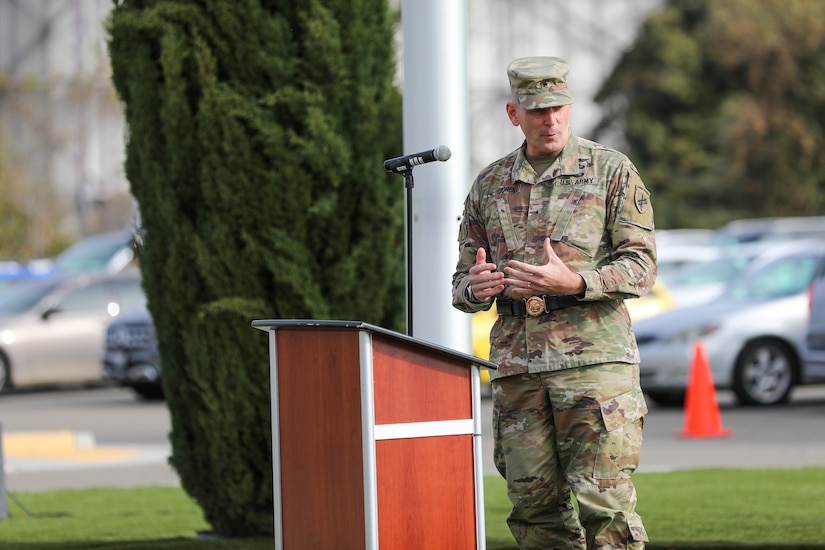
[511,132,581,184]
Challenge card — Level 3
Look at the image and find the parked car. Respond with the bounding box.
[655,228,716,248]
[655,243,725,284]
[0,260,30,290]
[471,305,497,394]
[663,242,783,308]
[634,240,825,406]
[0,230,137,287]
[0,269,145,393]
[801,268,825,383]
[625,280,676,321]
[47,230,137,277]
[714,215,825,245]
[102,307,163,399]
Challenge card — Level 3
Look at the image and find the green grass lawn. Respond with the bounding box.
[1,469,824,549]
[486,469,825,549]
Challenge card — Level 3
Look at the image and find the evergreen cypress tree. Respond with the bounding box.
[108,0,403,535]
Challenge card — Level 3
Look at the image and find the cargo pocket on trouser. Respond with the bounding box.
[594,386,648,480]
[571,386,649,546]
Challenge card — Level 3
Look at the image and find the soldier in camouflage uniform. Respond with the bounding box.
[452,57,656,549]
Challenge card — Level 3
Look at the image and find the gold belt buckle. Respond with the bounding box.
[525,296,545,317]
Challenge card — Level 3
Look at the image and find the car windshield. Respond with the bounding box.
[726,254,822,300]
[0,280,62,314]
[51,234,131,276]
[668,253,755,287]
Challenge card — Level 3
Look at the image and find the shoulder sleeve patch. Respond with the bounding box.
[620,178,654,230]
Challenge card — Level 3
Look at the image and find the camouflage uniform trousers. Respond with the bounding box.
[492,362,649,549]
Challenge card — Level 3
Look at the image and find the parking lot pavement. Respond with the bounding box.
[5,462,179,492]
[3,386,824,493]
[2,430,176,492]
[479,386,825,476]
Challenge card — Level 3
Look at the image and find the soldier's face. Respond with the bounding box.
[506,102,571,156]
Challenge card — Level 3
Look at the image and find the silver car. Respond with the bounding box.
[0,270,145,393]
[801,268,825,383]
[663,242,769,308]
[634,240,825,406]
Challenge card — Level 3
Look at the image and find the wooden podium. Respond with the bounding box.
[252,319,496,550]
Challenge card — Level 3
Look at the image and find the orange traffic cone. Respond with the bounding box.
[677,340,732,438]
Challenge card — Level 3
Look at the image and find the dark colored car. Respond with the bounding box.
[102,307,163,399]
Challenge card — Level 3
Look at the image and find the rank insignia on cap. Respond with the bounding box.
[507,56,574,109]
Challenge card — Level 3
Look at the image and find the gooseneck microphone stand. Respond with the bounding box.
[384,146,451,336]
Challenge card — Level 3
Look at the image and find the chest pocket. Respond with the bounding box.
[549,188,584,242]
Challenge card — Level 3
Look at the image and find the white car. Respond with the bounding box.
[634,241,825,406]
[0,270,145,393]
[655,243,724,283]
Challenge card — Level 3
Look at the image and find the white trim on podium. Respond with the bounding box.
[374,419,475,440]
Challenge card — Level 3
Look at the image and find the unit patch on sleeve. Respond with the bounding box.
[619,177,654,230]
[634,185,650,215]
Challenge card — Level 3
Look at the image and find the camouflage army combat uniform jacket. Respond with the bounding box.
[452,133,656,381]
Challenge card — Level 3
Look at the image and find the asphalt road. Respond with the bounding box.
[2,383,825,493]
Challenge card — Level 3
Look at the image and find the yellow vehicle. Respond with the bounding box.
[625,280,676,322]
[471,304,498,387]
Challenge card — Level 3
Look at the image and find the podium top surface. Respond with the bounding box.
[251,319,496,370]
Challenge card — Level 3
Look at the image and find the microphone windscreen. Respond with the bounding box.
[434,145,452,162]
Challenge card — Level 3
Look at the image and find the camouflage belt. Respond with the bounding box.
[497,295,580,317]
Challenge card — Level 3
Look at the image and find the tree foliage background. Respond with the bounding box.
[107,0,403,536]
[593,0,825,228]
[0,143,31,257]
[0,136,72,259]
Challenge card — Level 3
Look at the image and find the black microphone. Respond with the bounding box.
[384,145,452,173]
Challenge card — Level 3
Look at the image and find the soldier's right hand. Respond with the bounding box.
[468,248,504,302]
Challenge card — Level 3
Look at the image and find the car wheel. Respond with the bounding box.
[644,390,685,408]
[0,354,10,394]
[732,339,796,406]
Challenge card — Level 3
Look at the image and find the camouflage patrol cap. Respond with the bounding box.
[507,56,574,110]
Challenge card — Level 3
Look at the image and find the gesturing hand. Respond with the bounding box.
[467,248,505,302]
[503,238,585,297]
